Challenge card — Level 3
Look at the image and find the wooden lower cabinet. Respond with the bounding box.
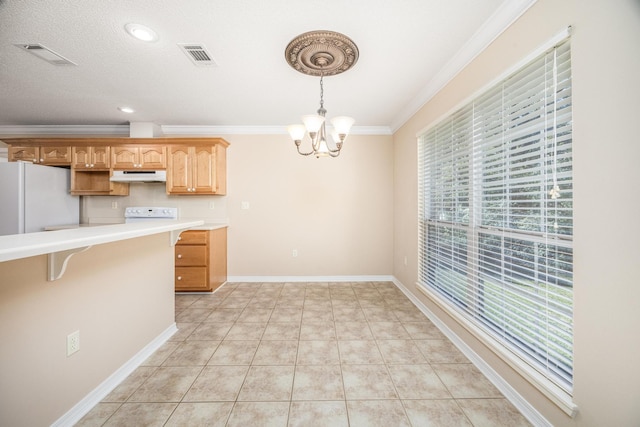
[175,227,227,292]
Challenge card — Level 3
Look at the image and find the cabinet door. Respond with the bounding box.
[192,146,216,193]
[72,147,92,168]
[167,146,191,193]
[175,267,209,290]
[40,146,71,165]
[111,147,138,169]
[175,246,207,266]
[91,147,110,169]
[178,230,208,245]
[72,147,110,169]
[9,146,39,163]
[139,146,166,169]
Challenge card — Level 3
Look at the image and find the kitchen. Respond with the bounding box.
[0,130,393,426]
[1,1,639,427]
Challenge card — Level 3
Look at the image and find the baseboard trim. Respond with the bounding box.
[51,323,178,427]
[227,275,395,283]
[390,277,552,427]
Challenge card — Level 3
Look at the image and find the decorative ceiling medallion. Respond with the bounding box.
[285,30,359,76]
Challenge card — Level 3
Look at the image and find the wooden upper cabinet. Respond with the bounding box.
[9,146,71,165]
[9,146,39,163]
[167,145,226,195]
[72,146,110,170]
[40,146,72,165]
[2,138,228,197]
[112,145,166,170]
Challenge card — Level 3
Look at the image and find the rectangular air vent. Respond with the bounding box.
[178,43,217,66]
[14,44,76,66]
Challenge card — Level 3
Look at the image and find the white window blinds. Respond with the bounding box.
[418,40,573,392]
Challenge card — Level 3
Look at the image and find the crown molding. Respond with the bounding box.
[161,125,392,136]
[389,0,538,132]
[0,125,129,137]
[0,124,391,137]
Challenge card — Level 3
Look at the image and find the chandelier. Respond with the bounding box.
[285,31,359,158]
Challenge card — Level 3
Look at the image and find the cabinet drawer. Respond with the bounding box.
[175,267,208,290]
[177,230,208,245]
[175,245,207,266]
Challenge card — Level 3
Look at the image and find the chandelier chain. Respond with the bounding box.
[319,72,324,113]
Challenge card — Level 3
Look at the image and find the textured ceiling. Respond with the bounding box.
[0,0,529,133]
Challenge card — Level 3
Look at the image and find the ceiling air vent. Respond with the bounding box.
[14,44,76,66]
[178,43,217,67]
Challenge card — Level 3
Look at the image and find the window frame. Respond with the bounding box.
[417,36,575,415]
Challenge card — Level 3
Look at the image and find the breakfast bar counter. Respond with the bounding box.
[0,220,203,426]
[0,219,204,263]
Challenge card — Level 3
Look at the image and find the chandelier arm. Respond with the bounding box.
[296,145,316,156]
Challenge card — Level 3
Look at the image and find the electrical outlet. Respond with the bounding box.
[241,201,250,210]
[209,201,215,210]
[292,249,298,258]
[67,330,80,356]
[111,201,118,209]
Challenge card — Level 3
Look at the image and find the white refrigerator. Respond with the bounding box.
[0,162,79,235]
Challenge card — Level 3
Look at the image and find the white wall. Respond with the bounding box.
[393,0,640,426]
[83,134,395,278]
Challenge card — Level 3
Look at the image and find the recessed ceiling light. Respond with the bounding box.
[124,23,158,42]
[118,106,135,113]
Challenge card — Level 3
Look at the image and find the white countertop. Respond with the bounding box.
[0,220,204,263]
[187,223,228,231]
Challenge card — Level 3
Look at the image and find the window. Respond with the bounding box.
[418,40,573,393]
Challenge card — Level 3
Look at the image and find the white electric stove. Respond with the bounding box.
[124,207,178,223]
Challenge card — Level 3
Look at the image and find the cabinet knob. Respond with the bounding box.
[177,254,182,259]
[85,163,90,167]
[177,276,182,281]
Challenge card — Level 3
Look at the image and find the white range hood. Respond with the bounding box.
[110,170,166,182]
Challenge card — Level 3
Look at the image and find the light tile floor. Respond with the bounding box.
[76,282,532,426]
